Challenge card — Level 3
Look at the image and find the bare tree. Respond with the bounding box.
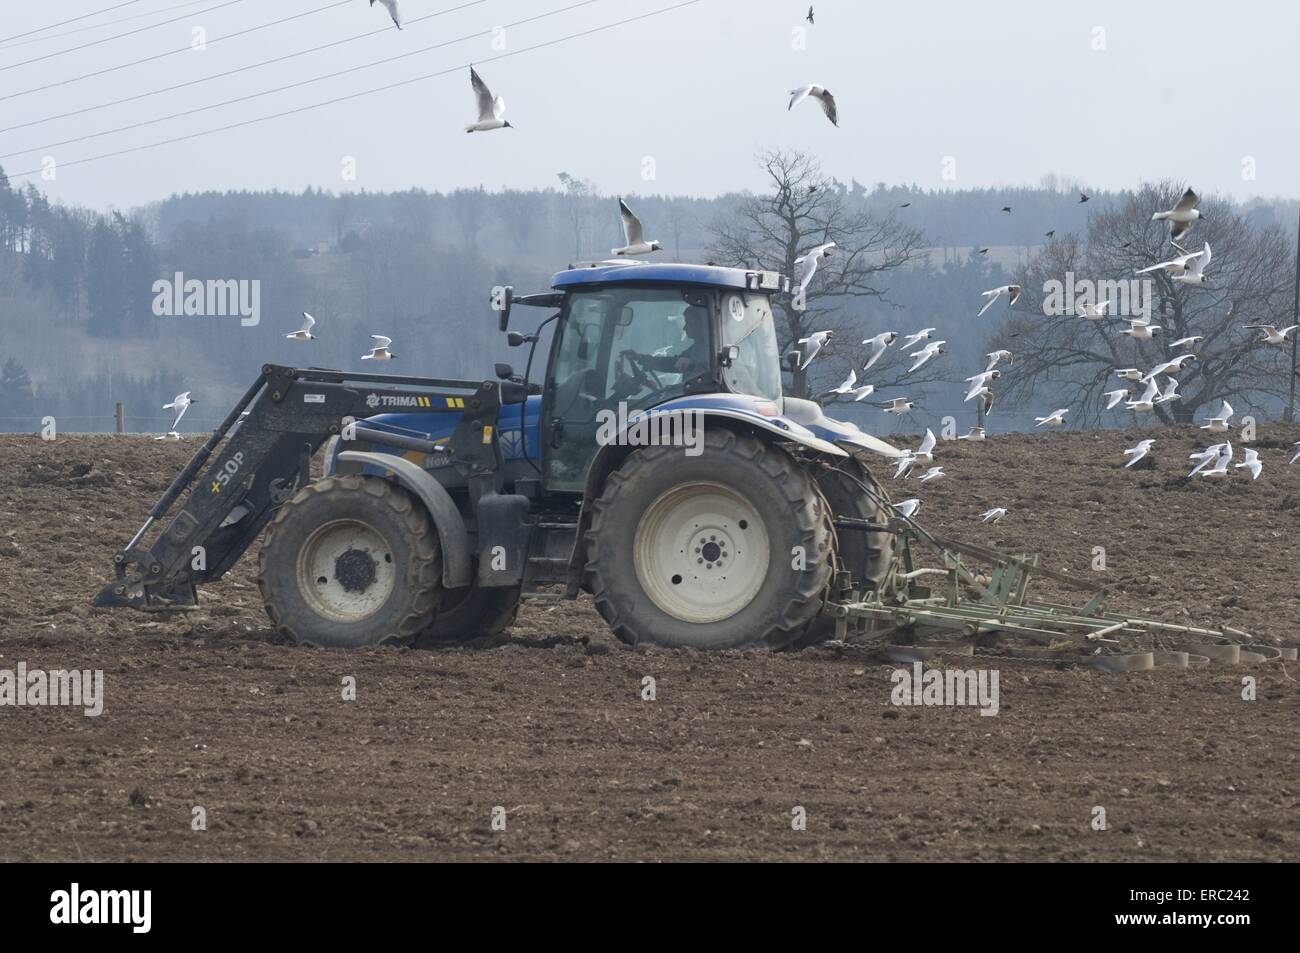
[708,149,929,398]
[990,181,1297,426]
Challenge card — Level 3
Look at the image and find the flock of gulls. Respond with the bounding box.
[148,4,1300,521]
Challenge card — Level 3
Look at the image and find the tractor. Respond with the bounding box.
[94,261,905,650]
[94,260,1249,660]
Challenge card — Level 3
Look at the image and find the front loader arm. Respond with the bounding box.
[94,363,509,611]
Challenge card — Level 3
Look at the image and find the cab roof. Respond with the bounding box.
[551,261,774,291]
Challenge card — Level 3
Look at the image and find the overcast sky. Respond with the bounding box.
[1,0,1295,210]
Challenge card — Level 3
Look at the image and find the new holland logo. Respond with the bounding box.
[364,393,435,409]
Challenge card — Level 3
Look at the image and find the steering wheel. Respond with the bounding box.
[619,349,663,393]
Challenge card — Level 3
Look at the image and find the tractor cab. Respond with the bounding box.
[508,262,791,492]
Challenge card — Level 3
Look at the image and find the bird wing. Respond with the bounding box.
[371,335,392,347]
[918,429,936,456]
[618,198,644,246]
[381,0,402,28]
[815,89,838,125]
[470,67,495,120]
[788,86,812,110]
[1173,187,1199,213]
[300,311,315,331]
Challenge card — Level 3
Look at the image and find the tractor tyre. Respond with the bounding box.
[796,453,896,647]
[585,429,832,650]
[258,475,441,648]
[414,584,521,645]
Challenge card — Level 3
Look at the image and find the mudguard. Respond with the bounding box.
[336,450,472,589]
[781,396,904,459]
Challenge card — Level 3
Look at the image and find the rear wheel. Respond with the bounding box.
[258,475,440,648]
[585,429,832,649]
[415,583,521,645]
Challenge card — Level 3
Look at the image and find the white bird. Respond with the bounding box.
[286,311,316,341]
[1187,443,1226,477]
[908,340,945,373]
[1034,408,1069,427]
[1123,438,1154,468]
[1115,368,1144,381]
[913,428,937,462]
[980,507,1007,523]
[1078,299,1112,320]
[1169,335,1203,349]
[797,330,833,369]
[1126,378,1161,413]
[794,241,836,293]
[1242,324,1299,346]
[1142,354,1196,382]
[465,66,511,132]
[829,369,857,395]
[371,0,402,28]
[985,349,1013,371]
[1121,320,1161,341]
[1154,377,1181,405]
[1200,400,1234,431]
[612,198,661,256]
[163,391,195,430]
[362,335,395,360]
[788,84,838,126]
[966,386,995,416]
[882,397,913,415]
[1103,388,1129,410]
[848,382,876,402]
[1289,440,1300,464]
[918,466,944,482]
[893,453,917,479]
[964,370,1001,400]
[1235,447,1262,480]
[899,328,936,351]
[1151,187,1201,242]
[153,431,181,442]
[1170,242,1211,286]
[958,426,986,441]
[893,498,921,519]
[1136,247,1204,276]
[862,331,897,371]
[1199,441,1233,478]
[978,285,1022,317]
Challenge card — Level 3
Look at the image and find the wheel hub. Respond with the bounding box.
[296,519,396,623]
[633,481,770,623]
[334,548,377,593]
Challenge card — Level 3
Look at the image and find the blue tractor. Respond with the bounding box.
[95,261,906,650]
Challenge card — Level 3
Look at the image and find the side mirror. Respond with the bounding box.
[494,285,514,332]
[507,331,527,347]
[719,345,740,368]
[494,362,514,380]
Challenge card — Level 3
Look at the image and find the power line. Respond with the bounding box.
[1,0,601,160]
[0,0,249,74]
[0,1,143,46]
[0,1,213,51]
[0,0,488,136]
[4,0,704,180]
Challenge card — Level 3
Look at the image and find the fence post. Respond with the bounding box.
[115,402,125,434]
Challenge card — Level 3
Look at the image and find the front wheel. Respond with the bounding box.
[585,429,832,649]
[258,475,441,648]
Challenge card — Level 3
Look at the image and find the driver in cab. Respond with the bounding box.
[627,305,711,377]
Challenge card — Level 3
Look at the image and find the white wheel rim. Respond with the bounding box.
[633,481,771,623]
[296,519,396,623]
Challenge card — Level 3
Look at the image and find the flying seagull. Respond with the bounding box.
[1188,443,1227,477]
[466,66,511,132]
[918,466,945,483]
[964,370,1001,401]
[612,198,661,256]
[882,397,914,415]
[1034,408,1069,427]
[154,431,181,442]
[788,84,838,126]
[1169,334,1203,349]
[1142,354,1197,382]
[1156,380,1181,408]
[797,330,833,369]
[795,241,836,293]
[1235,447,1263,480]
[362,335,395,360]
[1199,442,1233,478]
[829,369,857,395]
[981,507,1007,524]
[164,391,195,430]
[1078,299,1111,320]
[1114,368,1143,381]
[908,340,945,373]
[1126,378,1161,413]
[1289,440,1300,465]
[1123,438,1154,468]
[1170,242,1211,286]
[862,331,897,371]
[958,426,985,441]
[371,0,402,29]
[893,498,921,519]
[1103,388,1129,410]
[1151,187,1201,242]
[978,285,1021,317]
[806,5,814,24]
[1200,400,1234,432]
[286,311,316,341]
[1120,319,1161,341]
[967,386,995,416]
[899,328,936,350]
[985,349,1013,371]
[1243,324,1299,346]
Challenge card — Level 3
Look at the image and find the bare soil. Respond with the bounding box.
[1,429,1297,862]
